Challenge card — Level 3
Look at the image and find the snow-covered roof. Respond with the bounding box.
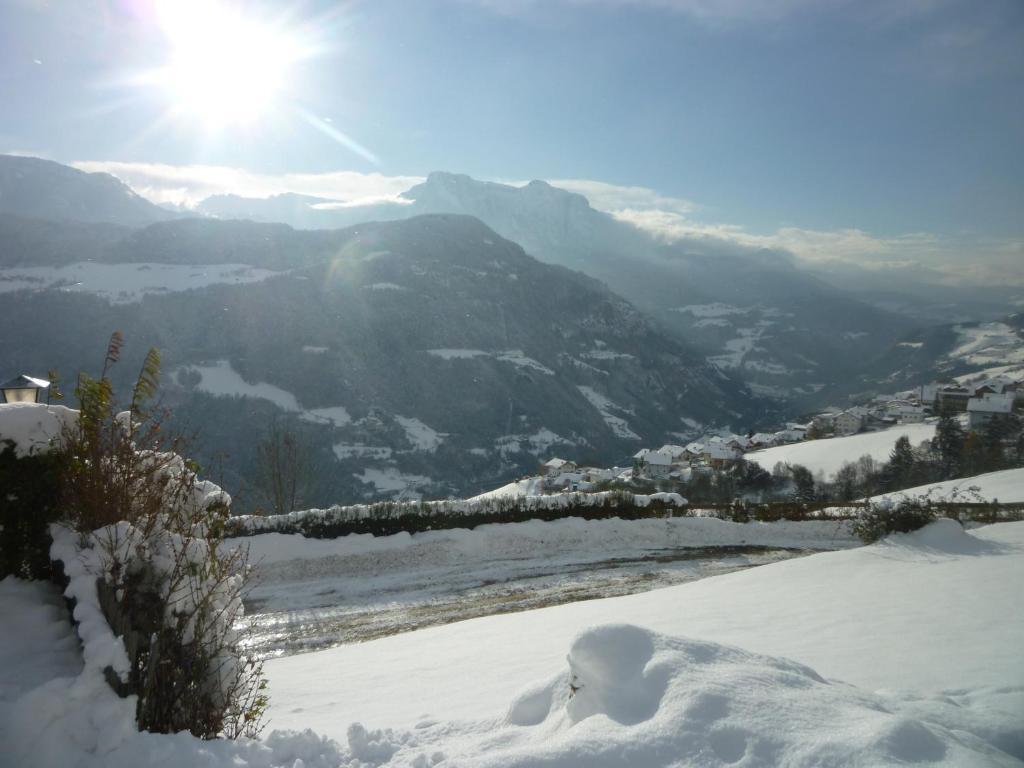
[705,443,739,460]
[839,407,869,419]
[544,457,573,469]
[658,444,688,459]
[967,393,1015,415]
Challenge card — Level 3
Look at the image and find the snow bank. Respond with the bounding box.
[746,422,937,479]
[0,403,77,457]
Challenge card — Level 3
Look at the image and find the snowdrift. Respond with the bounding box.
[337,623,1016,767]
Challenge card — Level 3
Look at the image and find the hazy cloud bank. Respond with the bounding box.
[76,158,1023,286]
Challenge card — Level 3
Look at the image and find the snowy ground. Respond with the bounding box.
[746,422,937,479]
[261,521,1024,765]
[2,521,1022,766]
[238,517,852,656]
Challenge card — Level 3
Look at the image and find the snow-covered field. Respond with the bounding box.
[3,521,1022,766]
[746,422,937,479]
[0,262,280,304]
[869,467,1024,505]
[261,520,1024,765]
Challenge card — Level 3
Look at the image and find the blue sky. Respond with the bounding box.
[1,0,1022,277]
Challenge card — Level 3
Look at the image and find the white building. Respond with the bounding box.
[835,407,868,436]
[966,393,1015,430]
[542,457,577,476]
[633,449,673,478]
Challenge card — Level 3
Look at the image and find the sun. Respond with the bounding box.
[154,1,304,128]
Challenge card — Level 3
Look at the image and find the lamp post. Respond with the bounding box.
[0,374,51,404]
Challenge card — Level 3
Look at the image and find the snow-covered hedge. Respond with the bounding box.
[227,490,690,539]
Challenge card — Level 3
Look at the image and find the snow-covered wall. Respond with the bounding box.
[0,403,78,457]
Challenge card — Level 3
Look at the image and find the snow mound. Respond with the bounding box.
[885,518,1007,556]
[340,624,1020,766]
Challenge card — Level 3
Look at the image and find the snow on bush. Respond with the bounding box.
[49,447,265,739]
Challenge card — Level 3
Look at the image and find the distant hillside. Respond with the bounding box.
[0,154,178,227]
[0,213,757,508]
[196,172,914,410]
[863,313,1024,389]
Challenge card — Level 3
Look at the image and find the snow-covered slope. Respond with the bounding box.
[468,475,544,500]
[869,467,1024,505]
[745,422,937,479]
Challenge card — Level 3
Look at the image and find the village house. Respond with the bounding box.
[633,449,673,479]
[835,407,868,436]
[917,383,940,412]
[773,426,806,443]
[936,386,972,413]
[748,432,779,448]
[657,444,691,466]
[541,458,577,477]
[891,404,926,424]
[703,442,741,470]
[811,412,838,434]
[683,441,706,462]
[966,393,1016,430]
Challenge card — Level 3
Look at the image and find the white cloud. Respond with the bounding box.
[548,178,697,216]
[609,205,1024,285]
[70,159,424,208]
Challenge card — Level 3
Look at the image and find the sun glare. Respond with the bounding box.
[154,1,304,128]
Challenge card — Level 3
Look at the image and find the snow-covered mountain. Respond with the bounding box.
[197,172,915,409]
[0,154,177,227]
[0,211,757,506]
